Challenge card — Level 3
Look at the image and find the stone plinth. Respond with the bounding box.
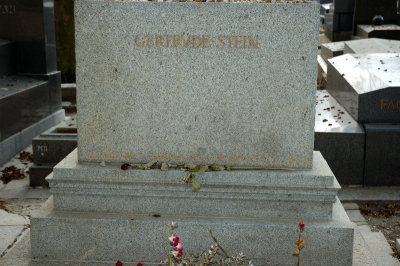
[31,149,354,265]
[75,0,319,169]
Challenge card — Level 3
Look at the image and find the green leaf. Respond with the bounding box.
[144,160,157,169]
[198,165,209,173]
[210,163,225,171]
[184,163,197,170]
[161,163,169,171]
[182,172,194,183]
[131,164,145,169]
[192,179,201,192]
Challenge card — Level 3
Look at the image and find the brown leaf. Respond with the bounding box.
[296,239,305,249]
[293,248,300,255]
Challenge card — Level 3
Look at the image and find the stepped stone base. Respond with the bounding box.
[31,149,354,265]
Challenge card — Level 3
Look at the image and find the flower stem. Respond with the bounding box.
[207,226,232,259]
[168,225,172,266]
[297,231,301,266]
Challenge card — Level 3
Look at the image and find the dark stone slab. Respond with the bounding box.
[0,0,57,74]
[54,0,76,83]
[314,90,365,185]
[29,163,53,186]
[357,24,400,40]
[333,0,355,13]
[324,27,352,42]
[0,109,65,166]
[32,126,77,164]
[327,53,400,123]
[0,38,16,76]
[353,0,399,34]
[29,123,77,186]
[325,13,354,31]
[0,72,62,141]
[364,124,400,186]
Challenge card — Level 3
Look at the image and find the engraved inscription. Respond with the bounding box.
[134,34,259,49]
[380,98,400,111]
[0,4,16,15]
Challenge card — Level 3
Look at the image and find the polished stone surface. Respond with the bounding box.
[32,126,77,164]
[75,0,319,169]
[314,90,365,185]
[344,38,400,54]
[0,109,65,166]
[364,124,400,186]
[324,13,353,31]
[0,39,16,76]
[327,53,400,123]
[0,72,62,141]
[0,0,57,74]
[333,0,355,13]
[353,0,399,34]
[357,24,400,40]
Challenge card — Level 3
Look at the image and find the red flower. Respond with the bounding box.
[116,261,123,266]
[121,163,130,170]
[299,220,305,231]
[173,236,180,246]
[137,263,144,266]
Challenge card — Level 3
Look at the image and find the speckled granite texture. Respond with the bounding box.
[47,149,340,220]
[75,0,319,169]
[31,198,354,265]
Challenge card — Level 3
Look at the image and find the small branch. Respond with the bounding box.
[168,226,172,266]
[207,226,232,259]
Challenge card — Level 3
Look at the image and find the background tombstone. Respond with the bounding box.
[352,0,400,35]
[0,0,64,166]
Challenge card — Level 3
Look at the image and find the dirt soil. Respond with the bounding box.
[358,201,400,261]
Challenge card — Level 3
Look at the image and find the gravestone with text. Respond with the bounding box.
[31,1,354,265]
[0,0,64,166]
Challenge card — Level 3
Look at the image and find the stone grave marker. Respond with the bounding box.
[327,53,400,123]
[0,0,64,165]
[75,1,319,169]
[31,1,354,265]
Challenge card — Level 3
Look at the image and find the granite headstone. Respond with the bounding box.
[76,1,319,169]
[31,2,354,265]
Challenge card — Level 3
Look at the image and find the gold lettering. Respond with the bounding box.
[134,34,145,47]
[228,35,232,49]
[165,35,173,48]
[192,35,202,48]
[388,99,395,109]
[173,35,183,48]
[216,35,225,48]
[155,34,164,48]
[146,34,154,48]
[181,35,191,48]
[202,35,211,48]
[381,98,387,110]
[234,36,242,49]
[243,36,246,49]
[248,35,259,49]
[82,152,91,160]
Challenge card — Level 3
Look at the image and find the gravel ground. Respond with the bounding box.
[358,201,400,262]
